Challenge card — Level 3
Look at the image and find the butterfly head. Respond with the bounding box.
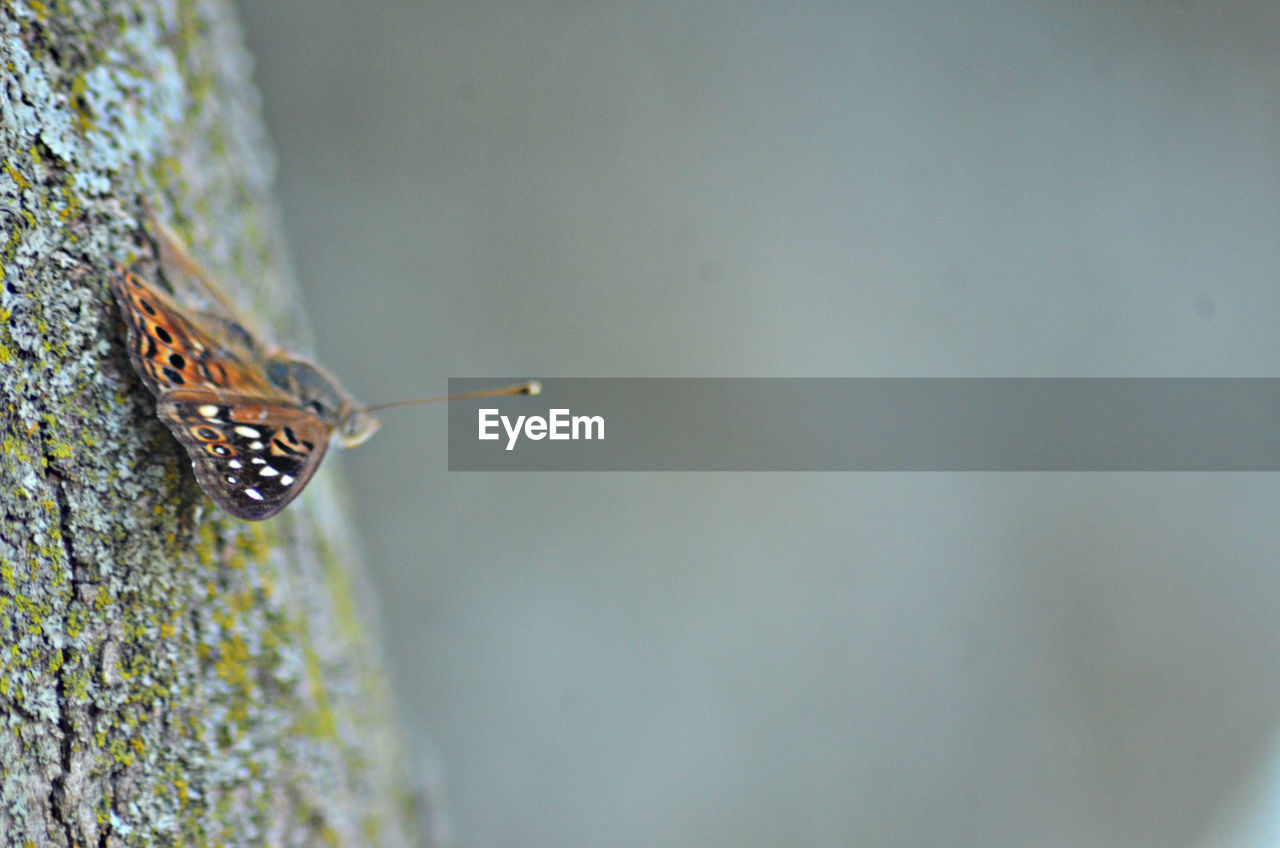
[335,405,382,448]
[265,356,382,448]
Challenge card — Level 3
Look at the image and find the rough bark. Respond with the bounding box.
[1,3,423,845]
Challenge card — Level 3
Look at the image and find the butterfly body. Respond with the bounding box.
[113,236,377,520]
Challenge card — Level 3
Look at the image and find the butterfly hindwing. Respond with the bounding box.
[162,393,331,520]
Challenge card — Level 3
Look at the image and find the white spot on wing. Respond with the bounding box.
[235,425,262,439]
[228,459,243,469]
[259,466,279,477]
[280,475,294,486]
[249,441,264,451]
[244,488,264,501]
[198,404,220,419]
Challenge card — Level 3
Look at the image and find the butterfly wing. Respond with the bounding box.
[143,204,267,340]
[112,270,274,397]
[162,393,331,520]
[114,269,334,520]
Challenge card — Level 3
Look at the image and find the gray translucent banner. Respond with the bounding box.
[447,379,1280,471]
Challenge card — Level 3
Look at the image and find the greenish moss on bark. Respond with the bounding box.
[0,2,423,845]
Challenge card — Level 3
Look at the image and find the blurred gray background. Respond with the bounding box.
[234,3,1280,847]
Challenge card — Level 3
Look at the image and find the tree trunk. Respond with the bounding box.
[1,3,424,845]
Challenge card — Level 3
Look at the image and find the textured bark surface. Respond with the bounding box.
[1,2,422,845]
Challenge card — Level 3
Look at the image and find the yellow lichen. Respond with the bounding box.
[3,160,30,190]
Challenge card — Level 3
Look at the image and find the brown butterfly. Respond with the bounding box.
[113,210,537,520]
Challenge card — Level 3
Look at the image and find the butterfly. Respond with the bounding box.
[113,210,537,520]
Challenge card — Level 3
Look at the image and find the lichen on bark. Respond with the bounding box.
[1,2,422,845]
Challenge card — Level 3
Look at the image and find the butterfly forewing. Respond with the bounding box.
[112,272,273,396]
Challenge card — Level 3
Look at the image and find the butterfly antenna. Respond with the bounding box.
[363,380,541,413]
